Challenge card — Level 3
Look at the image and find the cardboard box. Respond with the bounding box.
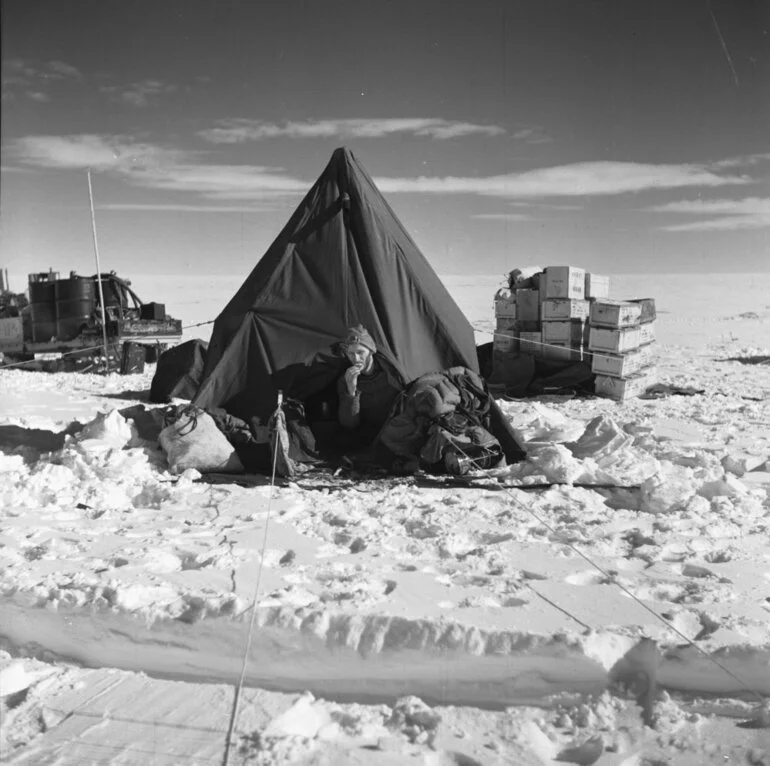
[544,266,586,299]
[595,368,657,401]
[495,316,517,332]
[639,321,656,345]
[591,345,652,378]
[510,319,540,333]
[542,342,582,362]
[585,273,610,299]
[516,289,540,322]
[542,298,590,321]
[588,325,643,353]
[519,331,542,356]
[494,289,517,319]
[140,302,166,321]
[493,331,518,354]
[589,299,643,328]
[542,319,587,345]
[630,298,657,324]
[0,316,23,349]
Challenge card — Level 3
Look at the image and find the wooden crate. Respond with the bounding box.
[588,325,643,353]
[591,346,651,378]
[543,266,586,299]
[585,273,610,299]
[595,368,656,401]
[589,299,643,328]
[542,298,590,320]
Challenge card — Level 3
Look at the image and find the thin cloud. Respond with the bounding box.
[99,79,178,107]
[11,135,179,171]
[376,161,748,198]
[198,118,506,143]
[98,203,278,213]
[2,58,82,101]
[711,153,770,169]
[472,213,533,221]
[10,134,307,200]
[653,197,770,231]
[510,126,552,144]
[9,135,756,207]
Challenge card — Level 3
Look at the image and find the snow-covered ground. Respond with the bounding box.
[1,272,769,765]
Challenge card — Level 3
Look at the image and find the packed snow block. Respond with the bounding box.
[721,452,767,476]
[595,368,657,401]
[542,298,590,320]
[542,319,588,345]
[589,299,643,328]
[494,288,517,319]
[630,297,656,323]
[543,266,585,299]
[159,407,244,474]
[516,289,540,321]
[519,331,542,356]
[584,273,610,299]
[591,346,652,378]
[588,325,643,354]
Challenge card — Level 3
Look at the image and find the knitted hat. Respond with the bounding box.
[343,324,376,354]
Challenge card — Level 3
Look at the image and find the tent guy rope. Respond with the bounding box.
[446,437,767,707]
[221,391,285,766]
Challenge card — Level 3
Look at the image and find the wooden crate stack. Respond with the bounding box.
[587,297,657,400]
[491,266,657,401]
[540,266,592,363]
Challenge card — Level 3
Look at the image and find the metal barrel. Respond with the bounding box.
[55,276,96,341]
[28,277,58,343]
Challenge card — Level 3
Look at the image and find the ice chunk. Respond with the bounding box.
[529,444,584,484]
[567,414,633,459]
[640,462,698,514]
[76,409,132,450]
[263,692,333,739]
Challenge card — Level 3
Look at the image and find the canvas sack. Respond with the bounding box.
[159,406,244,474]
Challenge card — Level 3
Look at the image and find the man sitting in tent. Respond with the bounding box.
[336,325,402,450]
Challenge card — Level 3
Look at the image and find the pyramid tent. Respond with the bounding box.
[193,147,480,422]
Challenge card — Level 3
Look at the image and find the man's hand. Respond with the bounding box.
[344,364,363,396]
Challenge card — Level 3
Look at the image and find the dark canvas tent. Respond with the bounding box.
[193,147,523,462]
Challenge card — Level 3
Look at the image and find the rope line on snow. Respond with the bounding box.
[471,323,658,366]
[446,438,766,705]
[221,391,285,766]
[0,342,114,371]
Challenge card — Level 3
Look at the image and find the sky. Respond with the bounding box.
[1,0,769,284]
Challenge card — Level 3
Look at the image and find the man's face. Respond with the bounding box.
[345,343,373,371]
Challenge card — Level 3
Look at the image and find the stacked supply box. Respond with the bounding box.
[540,266,588,362]
[588,297,657,400]
[492,287,518,372]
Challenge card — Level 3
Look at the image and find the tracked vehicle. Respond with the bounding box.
[0,269,182,371]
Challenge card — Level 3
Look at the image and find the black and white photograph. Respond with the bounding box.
[1,1,769,763]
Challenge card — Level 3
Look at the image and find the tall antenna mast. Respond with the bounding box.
[87,169,111,370]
